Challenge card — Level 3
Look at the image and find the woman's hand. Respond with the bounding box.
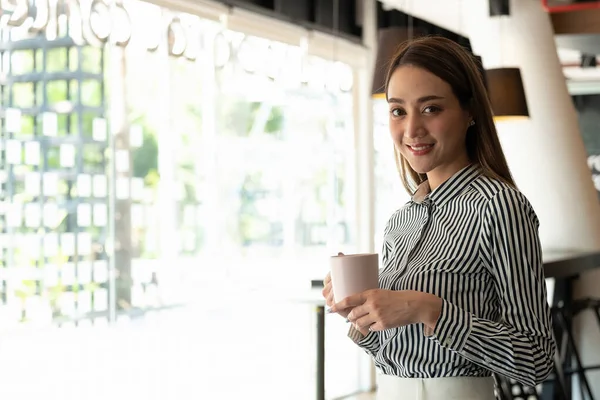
[322,252,353,319]
[322,272,352,319]
[329,289,443,336]
[322,272,335,308]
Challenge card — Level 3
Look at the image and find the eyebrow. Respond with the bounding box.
[387,95,445,104]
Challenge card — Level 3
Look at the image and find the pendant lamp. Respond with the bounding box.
[371,27,425,98]
[372,27,410,98]
[486,0,529,120]
[486,67,529,120]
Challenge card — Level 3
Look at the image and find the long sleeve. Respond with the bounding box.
[427,188,556,387]
[348,326,380,357]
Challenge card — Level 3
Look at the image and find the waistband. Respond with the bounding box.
[376,374,496,400]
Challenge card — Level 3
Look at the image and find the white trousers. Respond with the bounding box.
[376,374,496,400]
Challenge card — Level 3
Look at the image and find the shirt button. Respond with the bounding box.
[444,336,454,346]
[484,356,492,364]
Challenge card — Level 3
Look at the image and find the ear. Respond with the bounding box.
[463,109,474,129]
[464,101,475,126]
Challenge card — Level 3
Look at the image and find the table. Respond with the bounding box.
[288,286,327,400]
[542,249,600,279]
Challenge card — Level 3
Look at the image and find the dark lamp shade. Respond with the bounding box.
[372,27,424,98]
[485,67,529,120]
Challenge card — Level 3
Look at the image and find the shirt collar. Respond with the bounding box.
[411,164,482,208]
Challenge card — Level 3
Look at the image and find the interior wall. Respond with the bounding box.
[463,1,600,395]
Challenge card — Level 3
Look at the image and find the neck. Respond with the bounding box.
[426,158,471,191]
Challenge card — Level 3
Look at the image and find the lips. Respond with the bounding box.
[407,143,434,156]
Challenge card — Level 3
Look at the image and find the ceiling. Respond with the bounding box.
[210,0,600,85]
[377,0,600,85]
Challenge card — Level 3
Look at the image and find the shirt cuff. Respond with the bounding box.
[426,299,473,352]
[348,326,377,347]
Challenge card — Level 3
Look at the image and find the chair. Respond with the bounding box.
[552,298,600,400]
[494,298,600,400]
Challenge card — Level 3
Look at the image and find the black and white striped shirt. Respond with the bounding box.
[350,164,555,387]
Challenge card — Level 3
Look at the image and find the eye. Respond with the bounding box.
[423,105,441,114]
[390,108,405,117]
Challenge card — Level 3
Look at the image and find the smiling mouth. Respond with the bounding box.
[408,144,433,151]
[407,144,434,155]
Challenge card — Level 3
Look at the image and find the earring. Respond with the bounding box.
[469,120,475,127]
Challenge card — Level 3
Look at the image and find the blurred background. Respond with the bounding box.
[1,0,600,399]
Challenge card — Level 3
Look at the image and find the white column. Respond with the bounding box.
[464,0,600,251]
[464,0,600,393]
[354,0,378,392]
[354,0,377,256]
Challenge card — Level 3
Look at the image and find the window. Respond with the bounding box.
[0,1,367,398]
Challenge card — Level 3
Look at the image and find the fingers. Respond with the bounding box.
[347,305,369,323]
[321,273,331,296]
[330,292,367,312]
[321,275,336,308]
[326,291,334,308]
[321,285,331,300]
[353,314,376,331]
[353,311,387,332]
[367,322,383,332]
[353,321,372,336]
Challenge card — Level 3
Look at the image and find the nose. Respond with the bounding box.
[404,113,424,139]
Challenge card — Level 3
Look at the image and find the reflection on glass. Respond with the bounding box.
[78,232,92,256]
[43,173,58,196]
[212,33,360,398]
[130,124,144,147]
[7,203,22,227]
[24,203,41,227]
[77,203,92,227]
[77,174,92,197]
[0,2,365,399]
[6,140,22,164]
[6,108,22,132]
[92,175,107,197]
[115,178,130,199]
[42,112,58,136]
[78,263,92,284]
[93,204,107,227]
[43,234,59,257]
[59,143,76,167]
[24,141,41,165]
[25,172,41,196]
[115,150,129,172]
[61,262,76,285]
[43,203,60,228]
[92,117,107,141]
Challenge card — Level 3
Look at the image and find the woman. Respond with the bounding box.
[323,36,555,399]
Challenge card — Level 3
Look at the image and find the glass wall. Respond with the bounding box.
[0,1,364,399]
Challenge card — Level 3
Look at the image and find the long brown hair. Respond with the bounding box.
[384,35,515,194]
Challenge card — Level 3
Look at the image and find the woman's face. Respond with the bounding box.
[387,65,472,188]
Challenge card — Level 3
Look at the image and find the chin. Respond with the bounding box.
[406,161,434,175]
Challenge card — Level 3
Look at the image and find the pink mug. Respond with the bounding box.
[330,253,379,302]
